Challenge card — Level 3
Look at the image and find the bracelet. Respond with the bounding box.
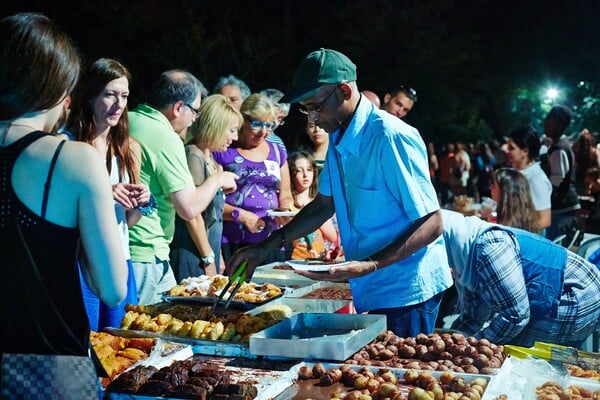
[372,261,378,272]
[135,193,158,217]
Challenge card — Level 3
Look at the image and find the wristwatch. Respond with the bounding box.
[231,208,241,222]
[201,253,215,264]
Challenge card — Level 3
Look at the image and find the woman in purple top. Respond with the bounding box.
[213,93,293,263]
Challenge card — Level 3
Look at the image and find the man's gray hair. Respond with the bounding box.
[213,74,251,100]
[148,69,208,110]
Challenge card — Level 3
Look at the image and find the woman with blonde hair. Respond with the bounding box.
[491,168,541,234]
[170,94,242,279]
[214,93,293,264]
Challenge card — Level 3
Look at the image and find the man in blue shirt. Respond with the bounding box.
[229,48,452,336]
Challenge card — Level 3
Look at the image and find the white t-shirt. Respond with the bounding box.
[522,162,552,211]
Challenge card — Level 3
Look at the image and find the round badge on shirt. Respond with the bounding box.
[234,156,244,164]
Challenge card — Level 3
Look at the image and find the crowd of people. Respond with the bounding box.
[2,12,600,397]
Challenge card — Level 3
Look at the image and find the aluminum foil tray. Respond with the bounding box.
[106,354,301,400]
[283,280,352,300]
[274,362,495,400]
[249,313,386,361]
[105,327,255,358]
[248,297,351,316]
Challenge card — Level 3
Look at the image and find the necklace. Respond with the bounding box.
[1,122,39,146]
[204,154,218,174]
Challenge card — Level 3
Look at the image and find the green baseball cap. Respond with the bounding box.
[282,48,357,103]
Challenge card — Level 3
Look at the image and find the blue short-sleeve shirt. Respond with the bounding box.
[319,97,452,312]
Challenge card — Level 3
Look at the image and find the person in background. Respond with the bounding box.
[170,95,242,279]
[573,128,600,195]
[437,142,455,206]
[213,74,250,111]
[259,88,289,150]
[382,85,418,119]
[542,105,581,244]
[361,90,381,109]
[450,142,471,197]
[582,167,600,234]
[68,58,149,330]
[490,168,541,234]
[229,48,452,337]
[128,70,238,304]
[214,93,293,264]
[303,114,329,172]
[441,209,600,347]
[428,142,439,195]
[475,141,495,200]
[506,126,552,230]
[0,11,126,360]
[287,150,339,259]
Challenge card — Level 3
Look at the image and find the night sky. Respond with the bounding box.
[2,0,599,146]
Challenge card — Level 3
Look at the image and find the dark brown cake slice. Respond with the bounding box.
[105,365,158,393]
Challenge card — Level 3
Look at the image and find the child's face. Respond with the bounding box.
[292,157,314,193]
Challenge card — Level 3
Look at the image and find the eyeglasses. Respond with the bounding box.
[246,118,277,132]
[186,103,200,116]
[399,85,418,102]
[299,86,338,115]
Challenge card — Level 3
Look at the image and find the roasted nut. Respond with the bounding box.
[312,362,326,378]
[298,365,313,379]
[473,354,489,370]
[399,345,417,358]
[404,369,420,385]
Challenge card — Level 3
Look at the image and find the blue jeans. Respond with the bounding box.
[370,292,443,337]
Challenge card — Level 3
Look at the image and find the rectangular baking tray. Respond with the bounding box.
[249,313,386,361]
[105,327,255,358]
[274,362,495,400]
[283,280,352,300]
[105,354,301,400]
[248,297,351,316]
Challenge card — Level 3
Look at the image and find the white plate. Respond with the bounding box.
[286,260,350,272]
[267,210,298,217]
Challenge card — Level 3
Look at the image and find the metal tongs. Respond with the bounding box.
[504,341,600,370]
[211,260,248,312]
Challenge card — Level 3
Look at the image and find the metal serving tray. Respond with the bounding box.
[252,261,316,289]
[275,362,495,400]
[249,313,386,361]
[105,327,255,358]
[283,280,352,300]
[106,354,301,400]
[248,297,351,316]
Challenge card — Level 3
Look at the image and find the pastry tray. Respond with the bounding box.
[249,313,386,361]
[105,354,302,400]
[161,292,283,310]
[105,327,255,358]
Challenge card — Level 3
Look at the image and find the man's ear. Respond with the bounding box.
[339,83,353,99]
[383,93,391,104]
[172,100,185,117]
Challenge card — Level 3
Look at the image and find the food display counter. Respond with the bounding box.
[97,265,600,400]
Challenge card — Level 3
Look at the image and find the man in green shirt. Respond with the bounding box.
[129,70,237,304]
